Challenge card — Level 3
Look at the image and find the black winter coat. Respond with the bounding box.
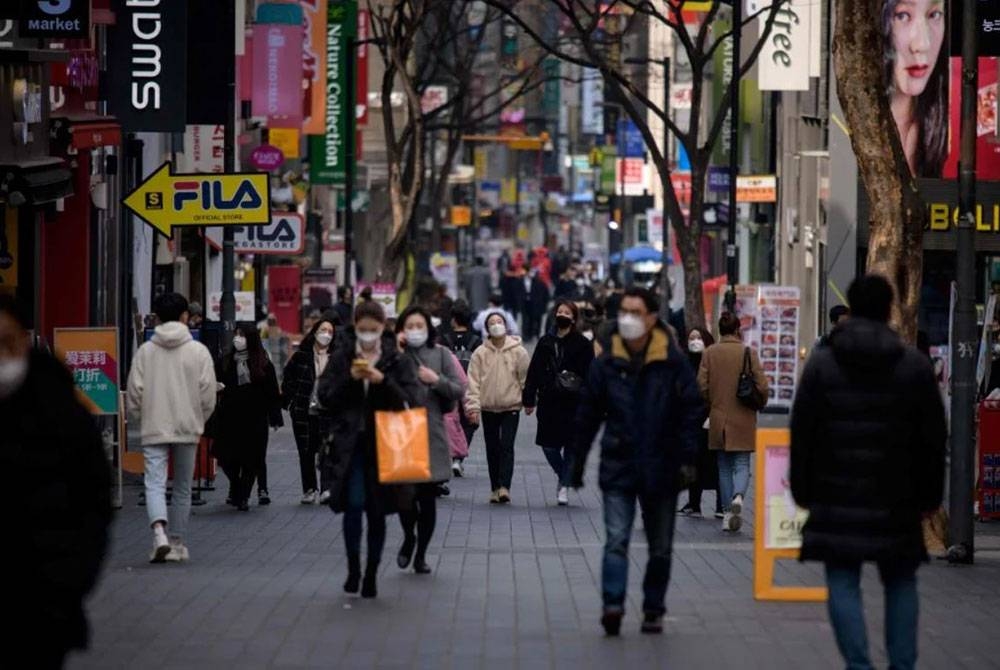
[573,323,703,495]
[687,350,718,491]
[790,318,946,564]
[0,351,112,654]
[523,330,594,448]
[317,330,427,514]
[282,346,331,445]
[212,357,282,464]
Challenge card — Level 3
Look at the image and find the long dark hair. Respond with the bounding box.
[224,323,269,381]
[395,305,437,347]
[881,0,948,177]
[686,326,715,367]
[299,315,339,352]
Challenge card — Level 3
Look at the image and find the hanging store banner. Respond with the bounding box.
[182,124,225,174]
[53,328,119,416]
[187,0,235,125]
[758,0,810,91]
[267,265,302,333]
[108,0,188,132]
[581,68,604,136]
[269,127,300,159]
[233,212,305,254]
[310,0,356,185]
[356,8,369,126]
[252,6,304,126]
[302,0,328,135]
[19,0,90,38]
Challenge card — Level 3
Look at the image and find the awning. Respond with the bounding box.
[0,158,73,206]
[50,117,122,152]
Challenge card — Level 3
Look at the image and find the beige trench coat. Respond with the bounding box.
[697,335,768,452]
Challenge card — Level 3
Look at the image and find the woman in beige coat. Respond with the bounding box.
[466,311,530,504]
[697,312,768,532]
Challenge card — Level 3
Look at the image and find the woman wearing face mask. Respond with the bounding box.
[466,312,530,504]
[523,300,595,506]
[393,306,466,573]
[282,317,340,505]
[318,301,426,598]
[677,327,722,519]
[214,325,283,511]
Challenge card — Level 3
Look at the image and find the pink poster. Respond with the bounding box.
[252,23,304,125]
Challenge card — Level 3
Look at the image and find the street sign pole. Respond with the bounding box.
[221,0,237,346]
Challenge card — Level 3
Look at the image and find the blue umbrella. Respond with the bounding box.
[610,245,671,264]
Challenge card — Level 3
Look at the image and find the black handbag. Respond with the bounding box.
[551,341,584,396]
[736,347,765,410]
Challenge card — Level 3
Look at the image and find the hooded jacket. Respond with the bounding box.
[126,322,217,446]
[790,318,946,564]
[465,335,530,414]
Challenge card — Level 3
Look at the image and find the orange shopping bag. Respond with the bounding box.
[375,406,432,483]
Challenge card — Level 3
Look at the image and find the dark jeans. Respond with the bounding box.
[399,483,437,560]
[220,456,259,504]
[459,412,477,458]
[294,414,330,493]
[602,490,679,616]
[686,486,721,513]
[542,446,571,487]
[343,449,386,567]
[825,560,919,670]
[482,410,519,490]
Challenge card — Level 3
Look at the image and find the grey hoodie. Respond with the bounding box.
[126,322,217,445]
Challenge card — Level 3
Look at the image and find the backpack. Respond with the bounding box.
[449,332,480,373]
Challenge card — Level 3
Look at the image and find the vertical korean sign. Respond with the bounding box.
[302,0,329,135]
[309,0,356,185]
[54,328,119,416]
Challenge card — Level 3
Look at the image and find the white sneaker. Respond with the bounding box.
[557,487,569,506]
[165,541,190,562]
[319,490,332,505]
[150,526,170,563]
[301,490,317,505]
[722,512,742,532]
[731,494,744,516]
[452,459,463,477]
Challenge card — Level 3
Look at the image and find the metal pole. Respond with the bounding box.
[220,0,237,345]
[948,0,978,565]
[659,57,671,322]
[725,0,741,312]
[344,37,356,288]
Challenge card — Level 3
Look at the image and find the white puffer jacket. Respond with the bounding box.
[465,335,530,414]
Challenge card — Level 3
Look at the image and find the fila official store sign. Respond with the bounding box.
[108,0,188,132]
[19,0,89,37]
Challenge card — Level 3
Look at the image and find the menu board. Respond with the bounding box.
[756,286,801,409]
[763,443,809,549]
[732,285,760,350]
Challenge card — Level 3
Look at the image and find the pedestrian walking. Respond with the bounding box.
[442,301,483,475]
[261,314,290,383]
[394,306,466,574]
[126,292,217,563]
[317,301,425,598]
[465,311,529,504]
[0,296,112,669]
[213,325,283,511]
[572,287,702,636]
[523,300,594,506]
[334,285,354,326]
[791,274,946,670]
[697,311,768,532]
[463,256,493,313]
[442,347,470,473]
[523,268,550,342]
[473,293,519,340]
[282,317,338,504]
[677,326,721,518]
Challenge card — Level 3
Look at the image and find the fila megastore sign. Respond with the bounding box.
[18,0,89,37]
[108,0,187,133]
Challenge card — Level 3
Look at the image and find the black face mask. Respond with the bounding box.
[555,315,574,330]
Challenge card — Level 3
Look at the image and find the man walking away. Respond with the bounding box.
[791,274,946,670]
[463,256,493,314]
[816,304,850,348]
[573,287,702,636]
[127,293,217,563]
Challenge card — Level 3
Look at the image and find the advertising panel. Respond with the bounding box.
[756,285,801,409]
[310,0,356,185]
[762,443,809,550]
[302,0,329,135]
[252,21,304,125]
[53,328,119,415]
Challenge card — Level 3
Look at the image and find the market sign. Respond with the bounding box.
[309,0,357,185]
[233,212,305,254]
[53,328,119,416]
[736,174,777,203]
[19,0,89,38]
[122,162,271,236]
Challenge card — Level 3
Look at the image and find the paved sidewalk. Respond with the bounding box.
[70,415,1000,669]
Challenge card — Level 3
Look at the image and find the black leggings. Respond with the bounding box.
[482,410,519,490]
[399,484,437,560]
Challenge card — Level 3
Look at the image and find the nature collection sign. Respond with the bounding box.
[310,0,357,185]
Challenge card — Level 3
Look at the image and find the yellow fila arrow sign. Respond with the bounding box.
[122,162,271,236]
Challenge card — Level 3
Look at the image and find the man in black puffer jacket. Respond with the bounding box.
[791,274,945,670]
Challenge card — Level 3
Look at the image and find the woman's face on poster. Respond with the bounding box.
[890,0,945,98]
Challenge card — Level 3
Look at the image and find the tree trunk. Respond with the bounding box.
[834,0,924,343]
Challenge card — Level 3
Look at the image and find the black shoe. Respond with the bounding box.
[436,483,450,497]
[601,609,623,636]
[237,501,250,512]
[413,556,431,574]
[225,497,235,507]
[258,490,271,506]
[677,503,699,516]
[641,612,664,634]
[397,536,415,569]
[362,567,378,598]
[344,571,360,594]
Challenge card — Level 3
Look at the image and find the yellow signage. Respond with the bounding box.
[451,206,472,226]
[929,203,1000,232]
[269,127,301,159]
[123,162,271,236]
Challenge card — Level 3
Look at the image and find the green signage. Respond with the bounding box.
[600,145,617,195]
[310,0,357,185]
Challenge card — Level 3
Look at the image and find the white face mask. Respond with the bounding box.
[357,330,381,346]
[233,336,247,352]
[315,332,333,347]
[688,339,705,353]
[405,329,428,348]
[488,323,507,338]
[0,356,28,400]
[430,316,442,328]
[582,330,595,341]
[618,315,648,341]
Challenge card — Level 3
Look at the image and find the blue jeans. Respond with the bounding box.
[143,443,197,540]
[343,449,386,565]
[717,451,751,511]
[825,561,919,670]
[602,491,678,615]
[541,446,570,487]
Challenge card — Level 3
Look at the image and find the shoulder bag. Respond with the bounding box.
[736,347,766,410]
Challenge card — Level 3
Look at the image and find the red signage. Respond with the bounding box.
[357,9,369,126]
[249,144,285,171]
[252,23,304,125]
[267,265,302,334]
